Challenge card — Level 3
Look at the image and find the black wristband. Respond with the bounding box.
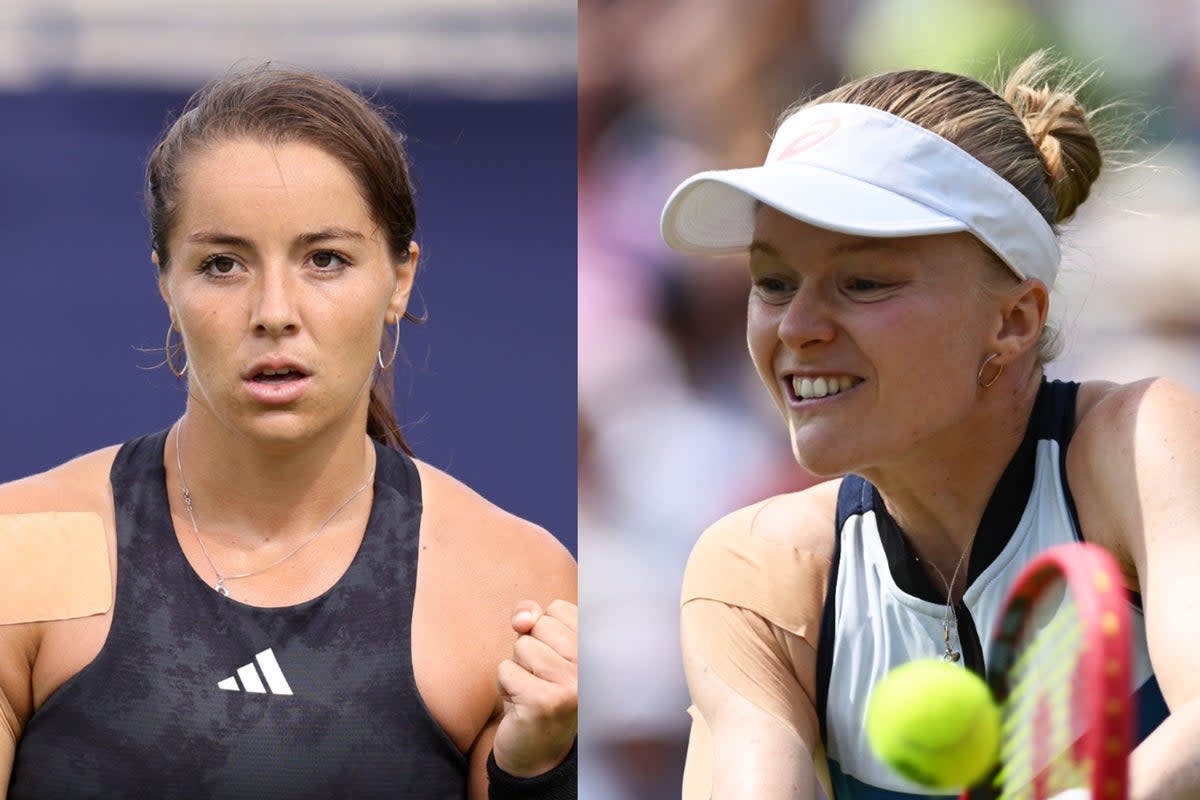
[486,740,577,800]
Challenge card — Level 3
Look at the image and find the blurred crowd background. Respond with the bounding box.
[0,0,578,550]
[578,0,1200,797]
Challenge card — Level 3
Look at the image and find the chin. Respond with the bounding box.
[788,428,863,479]
[228,400,341,439]
[236,411,317,443]
[792,451,855,480]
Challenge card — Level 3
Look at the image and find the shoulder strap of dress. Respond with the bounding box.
[817,475,872,747]
[371,440,422,510]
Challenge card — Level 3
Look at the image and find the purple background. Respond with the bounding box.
[0,85,577,553]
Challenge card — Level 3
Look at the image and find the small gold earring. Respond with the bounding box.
[977,353,1003,388]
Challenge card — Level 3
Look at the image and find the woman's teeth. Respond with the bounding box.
[792,375,857,400]
[256,369,299,383]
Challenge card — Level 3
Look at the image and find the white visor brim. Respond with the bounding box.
[662,164,969,256]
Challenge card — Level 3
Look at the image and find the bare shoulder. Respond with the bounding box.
[0,445,122,515]
[1074,377,1199,439]
[1069,377,1200,566]
[1071,377,1200,479]
[413,460,576,603]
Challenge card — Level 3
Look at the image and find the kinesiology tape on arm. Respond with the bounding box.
[682,598,819,742]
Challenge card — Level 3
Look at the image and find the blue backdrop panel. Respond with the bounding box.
[0,85,577,553]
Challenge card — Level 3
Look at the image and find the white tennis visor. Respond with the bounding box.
[660,102,1060,285]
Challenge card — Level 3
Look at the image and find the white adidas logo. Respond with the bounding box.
[217,648,293,695]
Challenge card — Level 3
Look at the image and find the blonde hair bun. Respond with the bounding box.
[1003,53,1102,224]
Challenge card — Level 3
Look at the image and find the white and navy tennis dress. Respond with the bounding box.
[816,379,1170,799]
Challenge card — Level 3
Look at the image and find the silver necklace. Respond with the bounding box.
[920,543,972,663]
[174,422,374,597]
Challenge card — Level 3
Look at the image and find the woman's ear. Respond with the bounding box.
[388,241,419,320]
[990,278,1049,361]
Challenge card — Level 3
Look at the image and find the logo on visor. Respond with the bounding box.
[774,117,840,162]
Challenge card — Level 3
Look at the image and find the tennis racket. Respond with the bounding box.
[963,542,1134,800]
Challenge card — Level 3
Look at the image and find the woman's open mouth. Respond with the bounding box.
[243,364,312,405]
[252,368,306,384]
[787,374,863,403]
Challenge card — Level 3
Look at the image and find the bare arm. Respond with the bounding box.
[468,719,500,800]
[0,729,11,799]
[468,534,577,799]
[1071,379,1200,800]
[0,629,22,799]
[1123,381,1200,799]
[412,461,577,800]
[467,596,578,800]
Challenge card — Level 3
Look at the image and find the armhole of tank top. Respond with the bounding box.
[1045,380,1084,545]
[371,442,467,766]
[1054,381,1147,612]
[816,475,869,748]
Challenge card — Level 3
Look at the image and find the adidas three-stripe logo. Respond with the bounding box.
[218,648,293,695]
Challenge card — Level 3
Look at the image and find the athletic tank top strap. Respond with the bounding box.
[816,475,871,744]
[10,429,467,799]
[1035,379,1083,541]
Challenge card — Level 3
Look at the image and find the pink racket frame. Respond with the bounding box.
[963,542,1135,800]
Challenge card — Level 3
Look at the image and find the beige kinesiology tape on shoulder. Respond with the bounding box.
[0,512,112,625]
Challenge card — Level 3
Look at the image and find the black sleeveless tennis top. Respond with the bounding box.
[9,430,467,799]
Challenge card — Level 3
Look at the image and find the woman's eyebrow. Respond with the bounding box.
[183,228,368,249]
[749,240,781,257]
[295,227,368,245]
[185,230,252,248]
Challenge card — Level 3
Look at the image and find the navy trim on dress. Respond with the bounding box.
[818,476,872,746]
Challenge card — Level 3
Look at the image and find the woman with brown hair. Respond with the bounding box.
[663,53,1200,800]
[0,66,576,799]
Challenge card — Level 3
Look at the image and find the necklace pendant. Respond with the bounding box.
[215,579,229,597]
[942,621,960,662]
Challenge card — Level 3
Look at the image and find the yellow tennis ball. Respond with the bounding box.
[865,659,1000,789]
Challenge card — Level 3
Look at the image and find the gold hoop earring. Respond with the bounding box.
[377,317,401,371]
[977,353,1003,388]
[166,323,189,378]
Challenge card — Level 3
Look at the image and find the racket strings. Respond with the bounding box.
[996,594,1089,800]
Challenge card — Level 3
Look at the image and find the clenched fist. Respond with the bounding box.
[492,599,578,777]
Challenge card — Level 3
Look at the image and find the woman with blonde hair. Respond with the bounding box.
[662,53,1199,799]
